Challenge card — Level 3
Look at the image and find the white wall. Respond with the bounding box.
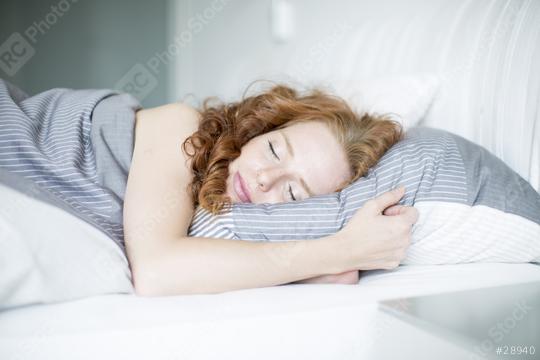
[169,0,540,190]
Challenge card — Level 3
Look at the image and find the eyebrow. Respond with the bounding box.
[278,130,315,197]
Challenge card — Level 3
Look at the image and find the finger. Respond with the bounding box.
[396,206,419,225]
[383,204,406,216]
[365,186,405,215]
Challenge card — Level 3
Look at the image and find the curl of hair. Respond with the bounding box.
[182,83,403,215]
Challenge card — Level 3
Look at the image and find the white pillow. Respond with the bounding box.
[334,73,441,129]
[0,177,133,311]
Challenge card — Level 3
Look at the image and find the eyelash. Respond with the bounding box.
[268,140,279,160]
[268,140,296,201]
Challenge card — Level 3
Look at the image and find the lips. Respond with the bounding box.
[234,172,252,203]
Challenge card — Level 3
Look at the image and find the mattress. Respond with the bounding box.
[1,262,539,360]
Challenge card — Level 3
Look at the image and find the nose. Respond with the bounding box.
[256,166,286,192]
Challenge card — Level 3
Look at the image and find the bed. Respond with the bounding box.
[1,0,540,359]
[2,263,540,360]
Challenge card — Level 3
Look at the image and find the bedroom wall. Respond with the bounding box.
[0,0,170,108]
[1,0,538,190]
[169,0,540,191]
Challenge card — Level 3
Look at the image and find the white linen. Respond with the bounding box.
[1,262,539,360]
[2,168,539,313]
[334,73,442,130]
[407,202,540,264]
[0,179,133,312]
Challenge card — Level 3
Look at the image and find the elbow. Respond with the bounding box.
[128,251,226,297]
[127,249,176,297]
[131,262,174,297]
[133,283,159,297]
[130,261,196,297]
[131,266,160,297]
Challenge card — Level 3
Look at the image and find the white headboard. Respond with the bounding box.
[172,0,540,191]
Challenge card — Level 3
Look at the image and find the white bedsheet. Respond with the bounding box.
[1,262,539,360]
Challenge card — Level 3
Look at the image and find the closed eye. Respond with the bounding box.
[288,185,296,201]
[268,141,296,200]
[268,140,280,160]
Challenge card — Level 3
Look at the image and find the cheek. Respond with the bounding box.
[237,146,263,168]
[226,158,239,186]
[228,157,238,171]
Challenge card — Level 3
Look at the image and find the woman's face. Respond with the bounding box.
[225,121,352,204]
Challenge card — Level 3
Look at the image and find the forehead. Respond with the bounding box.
[279,121,351,194]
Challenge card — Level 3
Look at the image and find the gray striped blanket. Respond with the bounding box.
[1,80,539,264]
[0,79,139,253]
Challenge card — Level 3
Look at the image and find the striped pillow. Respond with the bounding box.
[188,127,540,265]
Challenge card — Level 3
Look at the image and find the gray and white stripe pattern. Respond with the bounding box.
[1,79,537,254]
[189,207,237,240]
[0,79,132,251]
[189,127,540,241]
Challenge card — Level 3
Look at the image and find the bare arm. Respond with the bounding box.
[132,189,415,295]
[123,103,344,296]
[132,234,342,296]
[124,103,416,296]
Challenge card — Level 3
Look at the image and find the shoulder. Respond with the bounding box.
[130,102,202,183]
[132,102,201,158]
[135,102,201,136]
[124,103,202,251]
[138,102,200,117]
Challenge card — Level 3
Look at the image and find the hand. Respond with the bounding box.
[383,203,409,216]
[331,186,418,272]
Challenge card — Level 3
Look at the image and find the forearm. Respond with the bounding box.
[132,234,343,296]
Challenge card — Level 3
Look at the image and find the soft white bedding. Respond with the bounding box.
[1,262,539,360]
[2,1,540,359]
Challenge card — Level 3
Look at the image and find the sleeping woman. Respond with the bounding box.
[181,84,540,291]
[2,79,537,297]
[124,83,419,295]
[120,82,540,295]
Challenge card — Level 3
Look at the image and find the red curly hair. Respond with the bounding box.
[182,83,403,215]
